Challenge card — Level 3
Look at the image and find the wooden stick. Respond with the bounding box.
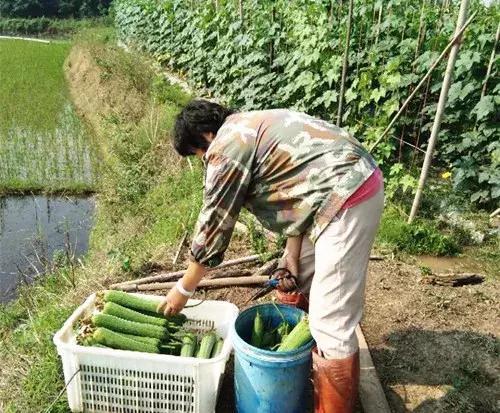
[254,258,279,275]
[208,269,253,279]
[173,231,188,265]
[110,254,262,288]
[124,275,270,292]
[369,10,477,153]
[111,251,386,291]
[421,273,484,287]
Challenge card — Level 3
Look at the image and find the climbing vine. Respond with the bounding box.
[115,0,499,207]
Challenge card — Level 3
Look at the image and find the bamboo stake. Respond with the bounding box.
[127,276,270,292]
[374,2,383,46]
[415,0,427,59]
[408,0,470,223]
[269,5,276,72]
[337,0,354,126]
[481,22,500,99]
[411,76,432,167]
[369,10,477,153]
[239,0,243,22]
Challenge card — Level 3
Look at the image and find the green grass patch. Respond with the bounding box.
[0,38,96,193]
[376,206,460,256]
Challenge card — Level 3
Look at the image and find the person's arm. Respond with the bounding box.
[283,235,302,274]
[158,150,251,315]
[157,260,207,316]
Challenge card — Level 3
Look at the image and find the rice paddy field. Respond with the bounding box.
[0,39,96,194]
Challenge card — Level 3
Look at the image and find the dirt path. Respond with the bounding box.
[363,258,499,413]
[146,235,499,412]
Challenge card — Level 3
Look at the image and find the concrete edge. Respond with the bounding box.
[356,325,392,413]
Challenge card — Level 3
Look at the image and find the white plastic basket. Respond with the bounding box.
[53,293,239,413]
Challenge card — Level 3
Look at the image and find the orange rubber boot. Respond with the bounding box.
[312,348,360,413]
[275,290,309,312]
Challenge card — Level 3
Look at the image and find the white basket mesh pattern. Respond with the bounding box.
[54,296,238,413]
[80,365,196,413]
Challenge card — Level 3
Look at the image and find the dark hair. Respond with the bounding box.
[174,99,235,157]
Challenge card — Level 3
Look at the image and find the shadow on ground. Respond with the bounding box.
[371,329,499,413]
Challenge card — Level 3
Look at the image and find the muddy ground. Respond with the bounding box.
[149,235,499,413]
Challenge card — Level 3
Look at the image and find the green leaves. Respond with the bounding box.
[472,96,496,121]
[115,0,500,207]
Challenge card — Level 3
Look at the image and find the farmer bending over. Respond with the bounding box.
[158,100,384,413]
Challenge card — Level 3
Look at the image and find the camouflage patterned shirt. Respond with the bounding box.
[190,109,378,267]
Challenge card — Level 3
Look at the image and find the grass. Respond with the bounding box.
[0,31,201,412]
[376,205,460,256]
[0,39,96,194]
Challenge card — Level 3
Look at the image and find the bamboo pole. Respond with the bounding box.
[481,22,500,99]
[369,10,477,153]
[408,0,470,223]
[239,0,243,22]
[110,254,262,288]
[374,2,383,46]
[337,0,354,126]
[411,76,432,167]
[269,5,276,72]
[122,276,270,292]
[415,0,427,59]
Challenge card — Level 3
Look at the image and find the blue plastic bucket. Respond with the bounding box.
[231,303,314,413]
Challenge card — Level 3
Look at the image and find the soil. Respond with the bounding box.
[140,232,499,413]
[362,258,499,413]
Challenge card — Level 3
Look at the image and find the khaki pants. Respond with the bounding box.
[298,188,384,359]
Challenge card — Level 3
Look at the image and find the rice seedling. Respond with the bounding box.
[0,39,96,194]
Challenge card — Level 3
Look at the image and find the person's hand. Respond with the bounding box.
[157,286,189,316]
[273,235,302,293]
[273,267,298,292]
[272,253,300,292]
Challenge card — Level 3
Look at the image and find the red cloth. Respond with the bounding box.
[341,168,383,210]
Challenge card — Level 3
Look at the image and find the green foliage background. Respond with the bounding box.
[0,17,108,36]
[114,0,499,208]
[0,0,111,18]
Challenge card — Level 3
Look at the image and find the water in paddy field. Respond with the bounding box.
[0,104,95,188]
[0,195,94,303]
